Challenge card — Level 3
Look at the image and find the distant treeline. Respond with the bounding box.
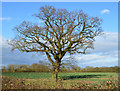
[1,62,119,73]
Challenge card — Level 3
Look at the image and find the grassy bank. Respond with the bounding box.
[2,72,119,89]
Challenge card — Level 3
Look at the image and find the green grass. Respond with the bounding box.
[2,72,118,82]
[2,72,52,79]
[2,72,119,89]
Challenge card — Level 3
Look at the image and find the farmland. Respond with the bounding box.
[2,72,119,89]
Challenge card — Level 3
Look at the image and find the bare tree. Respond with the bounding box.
[9,6,103,81]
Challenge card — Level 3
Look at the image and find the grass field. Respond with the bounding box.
[2,72,119,89]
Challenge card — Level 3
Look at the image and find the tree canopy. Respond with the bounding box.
[9,5,103,81]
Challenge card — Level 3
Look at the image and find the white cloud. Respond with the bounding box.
[75,54,106,61]
[101,9,110,14]
[74,50,118,68]
[93,32,118,53]
[0,17,11,21]
[0,35,8,47]
[71,32,118,67]
[0,35,45,66]
[75,50,118,61]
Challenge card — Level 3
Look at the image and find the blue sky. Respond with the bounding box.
[2,2,118,39]
[0,2,118,68]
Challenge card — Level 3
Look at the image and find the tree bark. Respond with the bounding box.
[52,63,60,82]
[52,71,58,82]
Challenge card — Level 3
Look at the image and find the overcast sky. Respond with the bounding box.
[0,2,118,68]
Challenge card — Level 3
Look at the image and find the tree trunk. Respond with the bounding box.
[52,66,59,82]
[52,71,58,82]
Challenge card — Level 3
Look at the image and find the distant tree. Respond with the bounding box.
[30,63,40,72]
[7,64,16,72]
[19,65,28,72]
[2,66,6,72]
[9,6,103,81]
[39,60,50,72]
[85,66,94,72]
